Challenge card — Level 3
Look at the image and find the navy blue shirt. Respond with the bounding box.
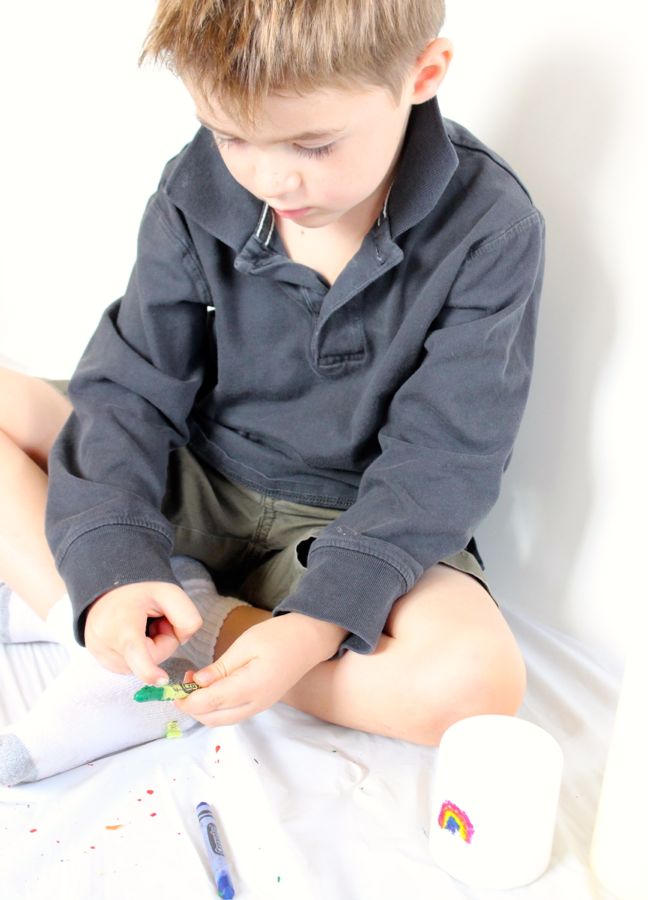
[46,98,545,653]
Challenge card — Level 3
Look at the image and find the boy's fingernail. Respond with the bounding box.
[156,675,169,687]
[194,672,209,686]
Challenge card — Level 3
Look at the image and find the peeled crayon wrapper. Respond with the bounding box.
[133,682,201,702]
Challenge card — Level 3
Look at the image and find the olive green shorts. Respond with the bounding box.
[162,446,493,611]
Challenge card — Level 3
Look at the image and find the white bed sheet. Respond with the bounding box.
[0,607,622,900]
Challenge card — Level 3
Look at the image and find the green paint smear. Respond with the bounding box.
[133,682,200,702]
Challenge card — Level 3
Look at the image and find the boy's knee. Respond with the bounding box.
[405,631,527,746]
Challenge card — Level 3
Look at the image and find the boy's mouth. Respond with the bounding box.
[272,206,312,219]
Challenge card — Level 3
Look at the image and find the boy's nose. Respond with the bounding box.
[255,164,301,201]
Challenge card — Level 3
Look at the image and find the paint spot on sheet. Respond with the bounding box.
[105,824,125,831]
[165,720,183,739]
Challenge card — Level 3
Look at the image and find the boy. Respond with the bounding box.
[1,0,543,783]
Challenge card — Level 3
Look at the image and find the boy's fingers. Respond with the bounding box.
[180,661,255,715]
[146,616,175,639]
[121,635,169,685]
[193,657,230,687]
[147,632,180,664]
[86,645,132,676]
[158,588,203,644]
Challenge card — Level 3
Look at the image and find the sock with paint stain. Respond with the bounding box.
[0,556,249,786]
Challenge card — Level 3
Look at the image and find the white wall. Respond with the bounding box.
[0,1,194,374]
[442,3,647,668]
[2,2,644,666]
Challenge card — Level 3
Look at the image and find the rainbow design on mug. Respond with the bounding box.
[438,800,475,843]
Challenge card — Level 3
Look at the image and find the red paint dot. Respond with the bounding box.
[146,789,154,795]
[29,829,37,833]
[150,812,157,817]
[90,846,96,850]
[215,745,221,753]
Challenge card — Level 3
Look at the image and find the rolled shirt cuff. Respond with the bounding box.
[56,523,177,645]
[273,541,419,656]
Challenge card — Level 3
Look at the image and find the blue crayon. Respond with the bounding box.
[196,801,236,899]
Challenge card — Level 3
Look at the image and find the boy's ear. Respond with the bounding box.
[410,37,453,105]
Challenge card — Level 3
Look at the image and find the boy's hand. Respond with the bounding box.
[175,613,348,726]
[83,582,204,685]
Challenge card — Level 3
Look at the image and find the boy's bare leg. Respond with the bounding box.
[0,368,71,471]
[0,369,71,618]
[215,565,526,746]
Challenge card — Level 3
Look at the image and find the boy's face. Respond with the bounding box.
[186,81,416,230]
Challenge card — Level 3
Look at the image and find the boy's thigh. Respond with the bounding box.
[327,565,525,743]
[381,565,526,724]
[163,448,308,596]
[0,373,72,460]
[238,539,490,614]
[162,447,342,601]
[385,563,502,645]
[237,508,493,613]
[236,529,325,610]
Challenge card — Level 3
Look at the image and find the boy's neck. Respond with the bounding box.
[273,175,393,287]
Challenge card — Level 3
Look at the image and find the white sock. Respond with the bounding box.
[44,592,83,656]
[0,583,56,644]
[0,557,249,785]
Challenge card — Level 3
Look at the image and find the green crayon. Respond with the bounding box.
[133,681,201,702]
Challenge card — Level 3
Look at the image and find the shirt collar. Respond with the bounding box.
[387,97,458,239]
[164,97,458,248]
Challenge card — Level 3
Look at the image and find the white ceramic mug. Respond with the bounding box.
[429,714,563,889]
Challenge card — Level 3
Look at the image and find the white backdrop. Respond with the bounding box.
[1,2,645,667]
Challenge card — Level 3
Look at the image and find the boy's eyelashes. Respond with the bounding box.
[295,143,335,159]
[212,134,335,159]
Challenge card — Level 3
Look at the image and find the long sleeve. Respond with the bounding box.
[275,211,545,654]
[46,189,212,642]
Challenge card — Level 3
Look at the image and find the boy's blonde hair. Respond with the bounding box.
[140,0,445,121]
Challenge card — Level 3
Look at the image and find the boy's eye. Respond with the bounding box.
[294,143,335,159]
[213,134,335,160]
[214,135,243,149]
